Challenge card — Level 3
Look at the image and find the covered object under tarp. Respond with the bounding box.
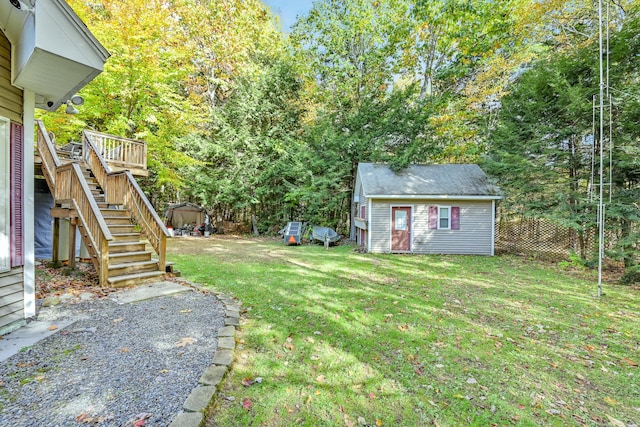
[35,179,82,259]
[164,203,206,228]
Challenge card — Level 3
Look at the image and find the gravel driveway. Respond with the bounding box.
[0,286,226,426]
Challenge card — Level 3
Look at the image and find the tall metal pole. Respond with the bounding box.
[597,0,604,297]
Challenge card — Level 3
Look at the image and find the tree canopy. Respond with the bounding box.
[40,0,639,274]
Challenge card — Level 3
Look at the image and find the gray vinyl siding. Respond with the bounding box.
[368,199,494,255]
[369,200,393,253]
[0,31,23,123]
[0,267,25,332]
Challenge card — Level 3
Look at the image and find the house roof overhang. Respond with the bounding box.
[0,0,109,111]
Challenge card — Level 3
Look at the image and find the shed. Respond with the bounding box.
[353,163,501,255]
[164,203,206,228]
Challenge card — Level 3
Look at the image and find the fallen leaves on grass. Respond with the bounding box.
[283,336,295,351]
[242,398,253,411]
[242,377,262,387]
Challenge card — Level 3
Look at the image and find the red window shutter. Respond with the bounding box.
[451,206,460,230]
[428,205,438,229]
[10,123,24,267]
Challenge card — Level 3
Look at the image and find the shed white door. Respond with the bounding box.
[391,207,411,252]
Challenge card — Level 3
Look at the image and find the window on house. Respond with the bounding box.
[439,206,450,229]
[429,205,460,230]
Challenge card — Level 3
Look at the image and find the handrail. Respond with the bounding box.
[84,131,168,269]
[36,120,62,196]
[83,129,147,172]
[56,163,114,286]
[82,130,112,193]
[108,171,169,271]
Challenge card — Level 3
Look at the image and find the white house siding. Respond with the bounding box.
[0,30,25,334]
[369,199,495,255]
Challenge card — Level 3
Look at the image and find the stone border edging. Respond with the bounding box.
[168,279,240,427]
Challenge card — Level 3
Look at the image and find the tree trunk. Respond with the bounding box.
[252,205,259,236]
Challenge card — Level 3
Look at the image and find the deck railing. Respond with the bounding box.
[83,135,168,271]
[83,130,147,173]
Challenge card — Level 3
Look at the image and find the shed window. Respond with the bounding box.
[439,207,450,229]
[429,205,460,230]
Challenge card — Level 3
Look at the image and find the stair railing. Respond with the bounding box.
[109,171,169,271]
[83,132,169,272]
[36,121,113,286]
[56,163,113,286]
[36,121,61,196]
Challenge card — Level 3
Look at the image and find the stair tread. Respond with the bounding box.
[108,242,147,250]
[106,270,164,284]
[108,259,159,269]
[109,250,153,258]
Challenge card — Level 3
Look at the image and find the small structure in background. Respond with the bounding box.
[164,203,211,236]
[310,226,340,249]
[283,221,303,245]
[353,163,501,255]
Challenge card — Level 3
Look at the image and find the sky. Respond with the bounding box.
[261,0,315,31]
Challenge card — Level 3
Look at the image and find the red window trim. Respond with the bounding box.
[10,122,24,267]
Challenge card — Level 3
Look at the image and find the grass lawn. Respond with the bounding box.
[167,236,639,427]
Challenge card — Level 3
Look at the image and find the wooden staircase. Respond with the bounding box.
[36,121,169,287]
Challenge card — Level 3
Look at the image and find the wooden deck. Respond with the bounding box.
[36,120,169,287]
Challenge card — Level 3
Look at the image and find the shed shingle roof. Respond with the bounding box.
[358,163,501,198]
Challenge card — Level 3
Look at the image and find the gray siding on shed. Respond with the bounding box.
[0,268,25,332]
[368,199,494,255]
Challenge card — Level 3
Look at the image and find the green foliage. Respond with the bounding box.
[619,265,640,285]
[486,5,640,273]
